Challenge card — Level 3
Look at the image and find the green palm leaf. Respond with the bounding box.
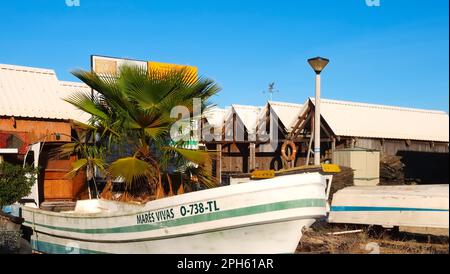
[65,92,109,121]
[109,157,152,189]
[162,147,211,165]
[66,65,222,197]
[65,159,88,179]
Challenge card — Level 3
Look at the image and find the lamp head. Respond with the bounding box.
[308,57,329,74]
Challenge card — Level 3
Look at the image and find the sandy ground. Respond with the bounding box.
[296,221,449,254]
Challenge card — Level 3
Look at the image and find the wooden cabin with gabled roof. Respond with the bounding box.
[0,63,91,208]
[202,97,449,185]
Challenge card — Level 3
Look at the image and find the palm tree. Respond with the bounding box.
[51,122,107,199]
[64,65,221,202]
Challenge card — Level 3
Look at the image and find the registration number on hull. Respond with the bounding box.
[136,200,220,224]
[180,201,220,216]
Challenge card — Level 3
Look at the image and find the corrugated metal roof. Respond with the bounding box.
[230,105,262,134]
[203,107,228,130]
[310,98,449,142]
[59,80,91,91]
[59,81,92,124]
[0,64,90,123]
[203,107,229,141]
[267,101,305,133]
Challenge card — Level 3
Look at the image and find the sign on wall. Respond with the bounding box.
[91,55,148,75]
[90,55,200,148]
[91,55,198,81]
[148,61,198,82]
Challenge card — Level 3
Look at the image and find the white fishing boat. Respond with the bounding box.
[21,172,329,254]
[328,184,449,236]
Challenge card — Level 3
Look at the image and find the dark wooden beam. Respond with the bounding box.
[216,143,222,184]
[288,105,310,139]
[291,115,312,140]
[249,143,256,171]
[320,123,332,138]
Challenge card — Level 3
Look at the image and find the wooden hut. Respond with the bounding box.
[202,101,306,183]
[0,64,91,207]
[202,97,449,185]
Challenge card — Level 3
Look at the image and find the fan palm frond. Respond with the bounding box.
[66,65,221,199]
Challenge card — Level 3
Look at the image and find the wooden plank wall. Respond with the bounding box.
[39,145,86,202]
[211,141,320,175]
[353,138,449,155]
[0,117,72,144]
[209,138,448,178]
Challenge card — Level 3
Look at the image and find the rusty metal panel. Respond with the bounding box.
[0,131,28,154]
[0,117,72,143]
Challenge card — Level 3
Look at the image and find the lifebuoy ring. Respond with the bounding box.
[281,140,297,162]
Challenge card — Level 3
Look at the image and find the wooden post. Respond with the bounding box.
[216,144,222,184]
[291,144,297,169]
[232,113,237,143]
[306,134,313,166]
[306,112,315,166]
[331,137,336,163]
[249,143,256,171]
[0,155,3,164]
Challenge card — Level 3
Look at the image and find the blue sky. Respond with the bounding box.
[0,0,448,111]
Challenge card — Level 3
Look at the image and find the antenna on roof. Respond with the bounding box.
[263,82,279,101]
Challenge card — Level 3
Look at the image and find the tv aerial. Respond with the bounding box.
[263,82,279,101]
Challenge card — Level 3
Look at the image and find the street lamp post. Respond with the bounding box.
[308,57,329,166]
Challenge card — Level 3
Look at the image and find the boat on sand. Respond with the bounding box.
[21,171,329,254]
[329,184,449,236]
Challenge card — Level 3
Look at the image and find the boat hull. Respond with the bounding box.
[329,184,449,236]
[22,172,327,254]
[30,219,316,254]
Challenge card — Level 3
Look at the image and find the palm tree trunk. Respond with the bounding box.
[92,176,100,199]
[167,174,174,197]
[87,183,92,199]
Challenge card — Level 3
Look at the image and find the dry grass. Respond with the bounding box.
[296,221,449,254]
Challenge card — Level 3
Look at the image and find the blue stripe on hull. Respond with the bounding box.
[31,240,107,254]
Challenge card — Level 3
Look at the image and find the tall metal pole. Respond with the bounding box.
[314,74,321,166]
[308,56,328,166]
